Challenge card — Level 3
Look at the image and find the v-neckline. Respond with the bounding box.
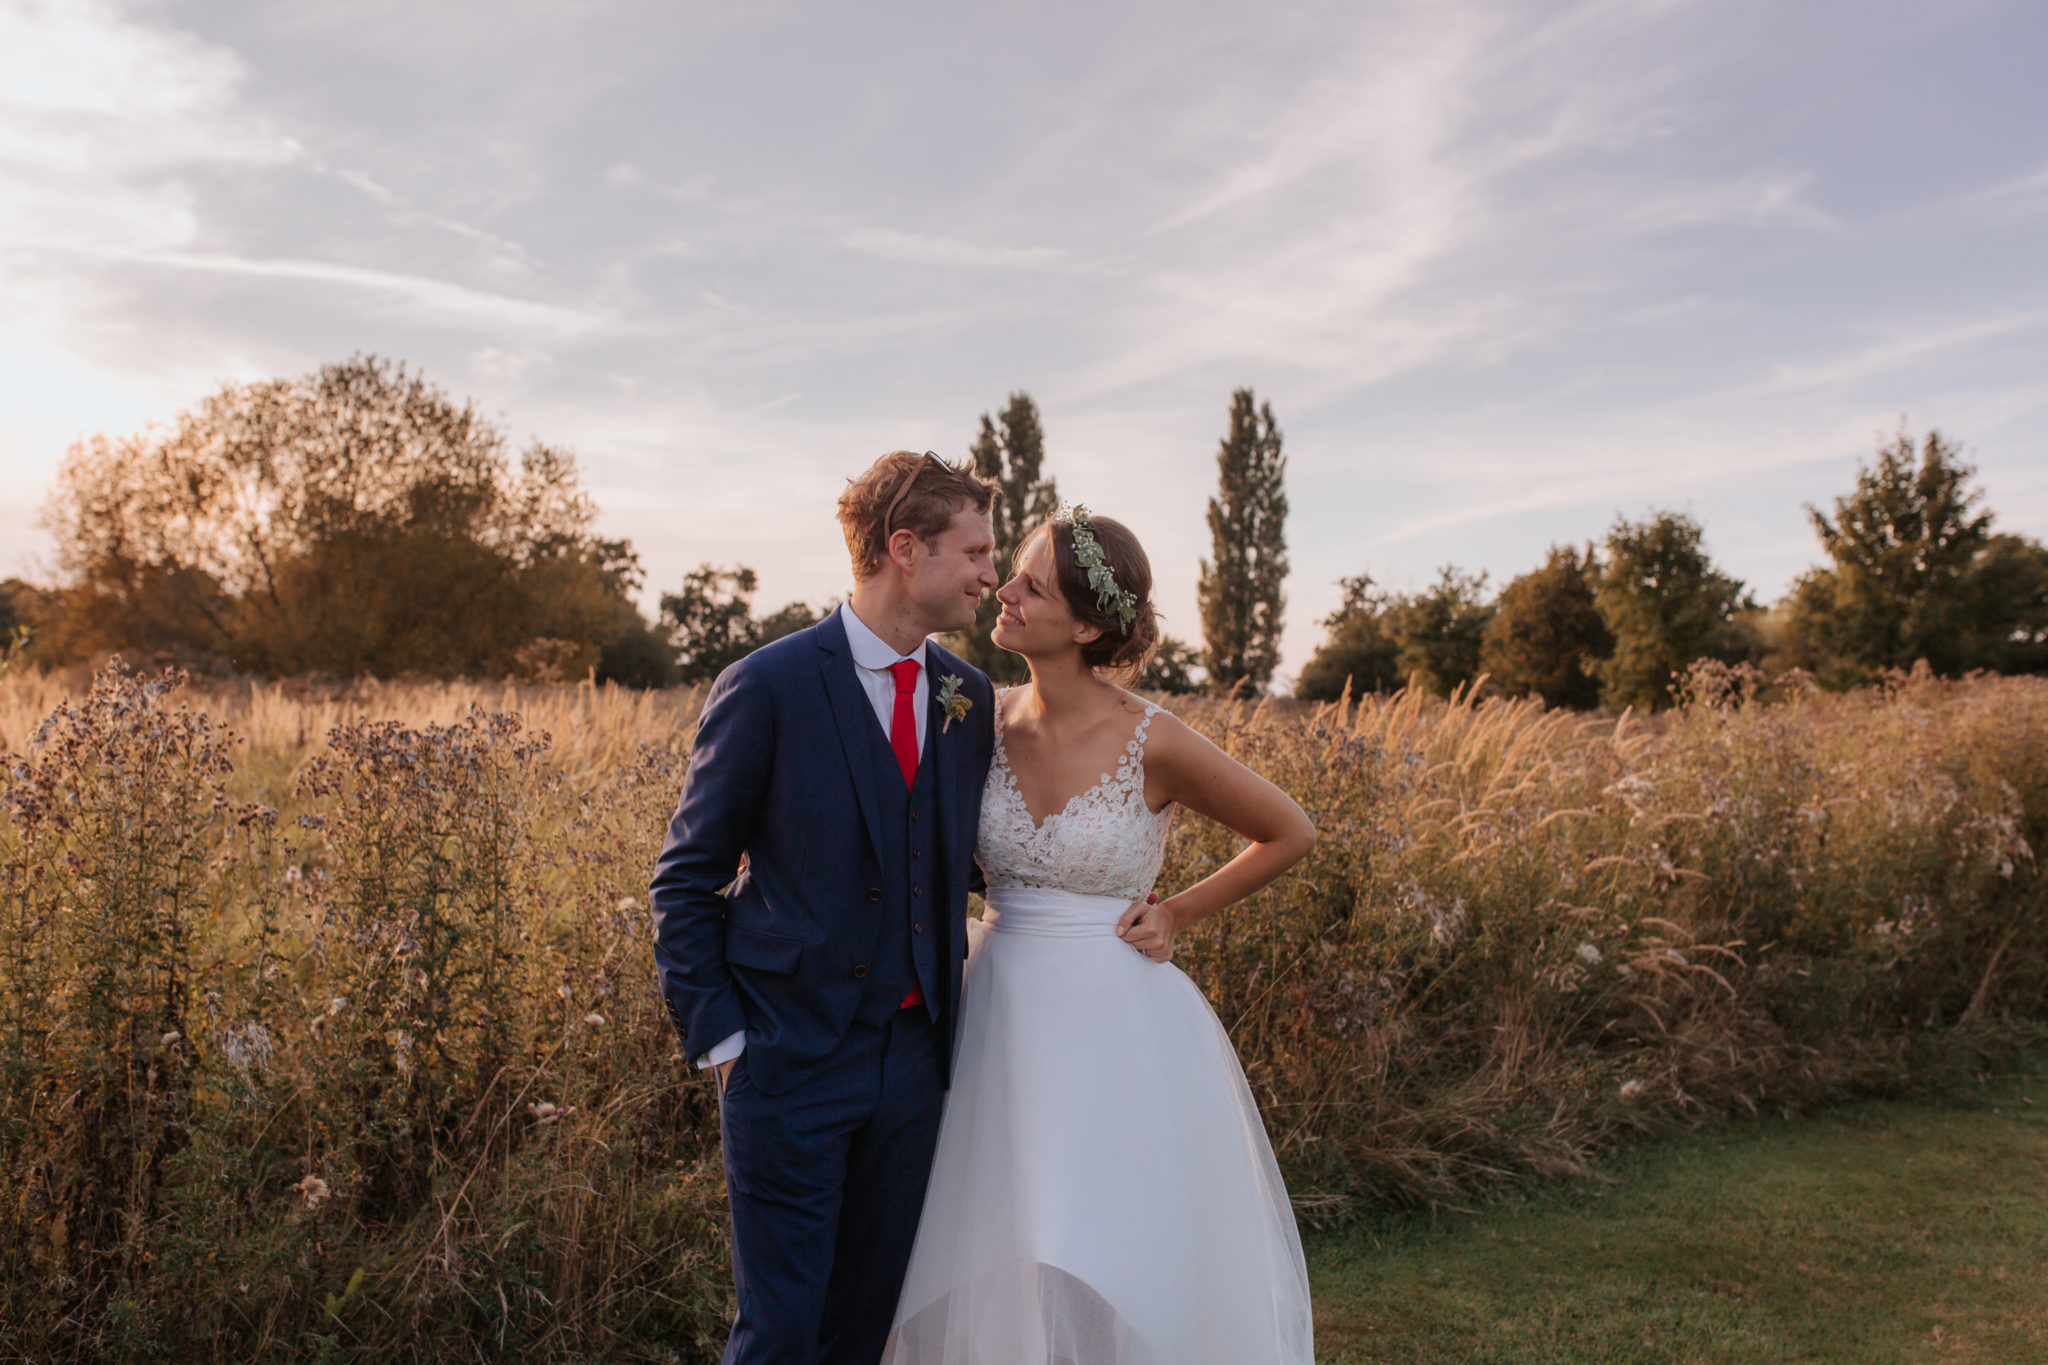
[991,689,1161,834]
[991,732,1112,835]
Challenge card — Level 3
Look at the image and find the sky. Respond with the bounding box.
[3,0,2046,686]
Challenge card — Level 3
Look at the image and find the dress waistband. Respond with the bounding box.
[982,886,1138,938]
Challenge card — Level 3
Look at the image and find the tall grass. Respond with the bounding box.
[0,659,2042,1361]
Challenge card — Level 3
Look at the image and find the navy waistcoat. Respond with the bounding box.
[850,705,947,1027]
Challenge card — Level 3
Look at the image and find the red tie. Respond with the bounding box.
[887,659,921,790]
[887,658,925,1011]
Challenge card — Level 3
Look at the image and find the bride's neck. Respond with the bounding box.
[1021,653,1110,721]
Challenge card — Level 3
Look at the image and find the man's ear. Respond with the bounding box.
[886,527,924,573]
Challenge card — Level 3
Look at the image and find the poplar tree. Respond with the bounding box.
[1198,389,1289,696]
[953,392,1058,682]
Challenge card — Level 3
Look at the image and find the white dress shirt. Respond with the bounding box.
[698,602,933,1070]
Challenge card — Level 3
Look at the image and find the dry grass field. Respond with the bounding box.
[1,659,2043,1361]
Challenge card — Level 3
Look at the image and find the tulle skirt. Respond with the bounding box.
[882,887,1313,1365]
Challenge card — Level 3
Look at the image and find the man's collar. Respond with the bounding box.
[838,601,928,671]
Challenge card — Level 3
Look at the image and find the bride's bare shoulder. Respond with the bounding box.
[1116,696,1226,769]
[1110,690,1191,741]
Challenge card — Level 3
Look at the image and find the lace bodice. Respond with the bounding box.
[977,691,1172,900]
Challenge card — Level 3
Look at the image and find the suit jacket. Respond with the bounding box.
[649,608,996,1096]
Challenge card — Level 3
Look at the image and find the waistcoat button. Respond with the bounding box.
[852,964,869,979]
[867,888,882,902]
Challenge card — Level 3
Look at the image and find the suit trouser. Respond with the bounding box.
[717,1006,945,1365]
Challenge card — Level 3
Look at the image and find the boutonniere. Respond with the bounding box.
[936,674,971,733]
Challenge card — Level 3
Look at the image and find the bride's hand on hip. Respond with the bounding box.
[1116,892,1175,963]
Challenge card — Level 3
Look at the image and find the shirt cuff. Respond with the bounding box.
[695,1030,746,1069]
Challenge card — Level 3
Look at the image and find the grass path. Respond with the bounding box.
[1306,1067,2048,1363]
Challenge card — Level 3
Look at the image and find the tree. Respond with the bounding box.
[1198,389,1288,697]
[1594,511,1753,711]
[1388,566,1493,698]
[660,565,824,685]
[1964,534,2048,674]
[1138,636,1204,695]
[1480,545,1611,708]
[1788,428,2046,681]
[0,578,49,666]
[951,393,1059,682]
[38,356,656,681]
[1295,575,1400,701]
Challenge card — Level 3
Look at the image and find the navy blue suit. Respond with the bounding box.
[650,608,995,1364]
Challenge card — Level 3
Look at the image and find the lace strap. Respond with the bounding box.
[1133,703,1161,753]
[1110,703,1163,798]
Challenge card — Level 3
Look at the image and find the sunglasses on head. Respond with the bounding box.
[883,451,948,537]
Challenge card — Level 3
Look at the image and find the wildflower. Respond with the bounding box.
[1576,942,1603,966]
[617,896,641,912]
[222,1022,273,1076]
[161,1030,182,1047]
[1619,1079,1646,1102]
[529,1101,574,1124]
[326,996,347,1016]
[556,984,574,1001]
[583,1012,607,1027]
[293,1175,330,1208]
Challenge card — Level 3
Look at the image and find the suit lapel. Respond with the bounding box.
[815,611,889,874]
[925,647,968,873]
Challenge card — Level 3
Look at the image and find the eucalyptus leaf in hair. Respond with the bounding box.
[1065,505,1138,634]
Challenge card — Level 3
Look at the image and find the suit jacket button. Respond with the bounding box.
[852,964,870,979]
[913,923,924,934]
[913,886,924,897]
[867,888,882,902]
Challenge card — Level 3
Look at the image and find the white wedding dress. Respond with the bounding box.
[882,699,1313,1365]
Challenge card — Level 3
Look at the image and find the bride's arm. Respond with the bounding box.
[1115,712,1316,961]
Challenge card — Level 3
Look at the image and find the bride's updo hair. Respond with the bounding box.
[1032,512,1161,681]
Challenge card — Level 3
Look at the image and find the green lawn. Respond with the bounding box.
[1307,1068,2048,1363]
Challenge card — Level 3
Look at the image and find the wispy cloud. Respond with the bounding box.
[842,228,1068,271]
[0,0,299,255]
[1756,312,2048,395]
[81,249,610,336]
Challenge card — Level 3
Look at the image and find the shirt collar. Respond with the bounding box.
[839,602,928,673]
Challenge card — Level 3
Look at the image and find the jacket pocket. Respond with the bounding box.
[725,924,804,975]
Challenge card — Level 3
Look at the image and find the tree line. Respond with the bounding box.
[1296,429,2048,709]
[14,355,2044,705]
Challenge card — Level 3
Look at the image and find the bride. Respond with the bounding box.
[883,508,1317,1365]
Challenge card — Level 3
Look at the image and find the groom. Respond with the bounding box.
[650,450,1000,1364]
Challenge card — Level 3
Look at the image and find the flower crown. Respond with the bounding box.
[1062,504,1138,635]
